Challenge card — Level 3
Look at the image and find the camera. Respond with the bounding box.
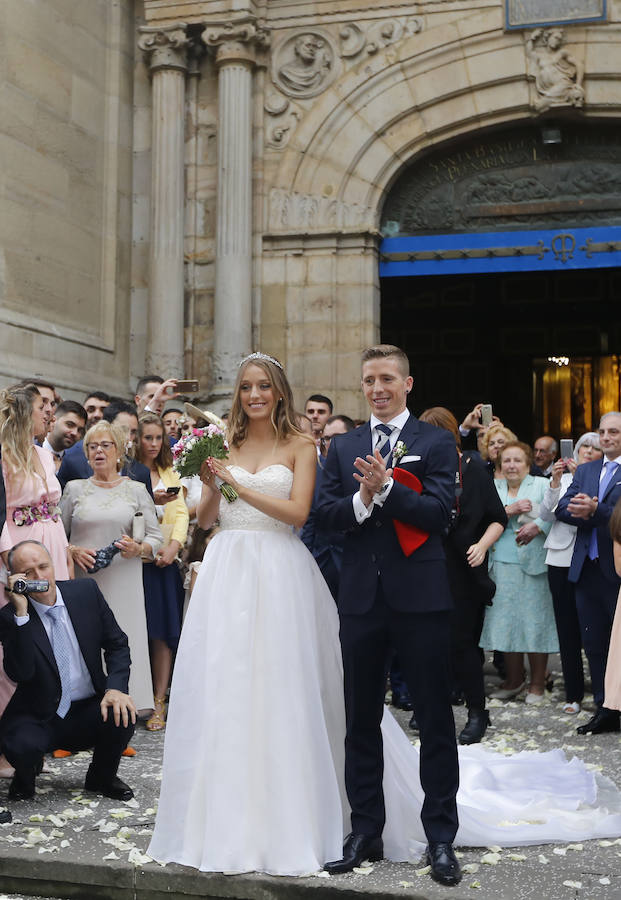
[88,541,122,574]
[11,578,49,595]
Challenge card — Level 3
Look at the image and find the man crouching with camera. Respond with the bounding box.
[0,540,136,811]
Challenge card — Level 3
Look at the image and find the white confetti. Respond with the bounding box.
[415,865,431,876]
[398,881,413,887]
[481,852,501,865]
[599,877,611,885]
[553,847,567,856]
[60,840,70,848]
[103,851,120,860]
[128,847,153,866]
[538,855,549,864]
[28,815,44,823]
[110,809,132,819]
[507,853,527,861]
[567,843,583,851]
[470,880,481,889]
[563,881,582,889]
[125,798,140,808]
[353,865,373,875]
[462,863,480,873]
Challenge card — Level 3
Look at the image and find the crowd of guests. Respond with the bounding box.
[0,375,620,805]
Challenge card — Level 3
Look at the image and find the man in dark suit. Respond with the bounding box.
[317,345,460,886]
[0,540,136,806]
[556,412,621,735]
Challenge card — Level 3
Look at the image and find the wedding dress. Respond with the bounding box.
[148,465,621,876]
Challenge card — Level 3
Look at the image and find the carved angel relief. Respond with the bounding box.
[526,28,585,112]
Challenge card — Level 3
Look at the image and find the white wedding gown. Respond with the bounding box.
[148,465,621,876]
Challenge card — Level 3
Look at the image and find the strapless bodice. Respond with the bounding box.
[219,465,294,533]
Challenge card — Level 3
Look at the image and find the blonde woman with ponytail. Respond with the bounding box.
[0,385,70,578]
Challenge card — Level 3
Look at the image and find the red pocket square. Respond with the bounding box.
[392,467,429,556]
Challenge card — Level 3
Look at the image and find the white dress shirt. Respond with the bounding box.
[15,586,95,703]
[352,408,411,524]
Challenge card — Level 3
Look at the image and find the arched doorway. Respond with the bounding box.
[379,123,621,441]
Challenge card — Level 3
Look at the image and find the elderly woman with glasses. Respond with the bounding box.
[60,422,162,714]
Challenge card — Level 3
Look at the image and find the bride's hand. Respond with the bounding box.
[199,458,217,489]
[209,458,240,493]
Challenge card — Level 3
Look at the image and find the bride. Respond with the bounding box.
[147,353,621,877]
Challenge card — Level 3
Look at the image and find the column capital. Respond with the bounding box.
[202,19,270,67]
[138,22,191,74]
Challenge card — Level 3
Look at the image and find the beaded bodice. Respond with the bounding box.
[219,465,293,533]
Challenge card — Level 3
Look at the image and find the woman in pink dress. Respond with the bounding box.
[0,384,71,776]
[0,385,70,578]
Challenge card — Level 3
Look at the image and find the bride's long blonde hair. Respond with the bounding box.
[0,384,41,478]
[227,356,306,448]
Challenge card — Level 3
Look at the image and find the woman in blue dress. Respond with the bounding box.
[480,441,558,704]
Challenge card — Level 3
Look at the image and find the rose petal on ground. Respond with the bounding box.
[462,863,480,873]
[353,866,373,875]
[599,877,611,885]
[481,852,501,865]
[508,854,527,861]
[563,881,582,889]
[553,847,567,855]
[103,851,120,860]
[415,865,431,876]
[538,855,549,864]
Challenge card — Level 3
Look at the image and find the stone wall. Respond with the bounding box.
[0,0,135,398]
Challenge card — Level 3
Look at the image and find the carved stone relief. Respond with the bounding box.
[381,126,621,235]
[525,28,585,111]
[339,17,423,58]
[268,188,374,231]
[265,17,423,150]
[272,31,336,99]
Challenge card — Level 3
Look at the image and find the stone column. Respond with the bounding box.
[203,22,270,403]
[138,23,190,378]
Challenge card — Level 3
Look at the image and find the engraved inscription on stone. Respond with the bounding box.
[506,0,605,28]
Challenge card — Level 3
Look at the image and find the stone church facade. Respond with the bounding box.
[1,0,619,416]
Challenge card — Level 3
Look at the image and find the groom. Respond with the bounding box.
[317,345,460,886]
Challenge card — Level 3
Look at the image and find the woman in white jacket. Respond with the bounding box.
[540,432,602,713]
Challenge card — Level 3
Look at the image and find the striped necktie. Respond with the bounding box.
[46,605,72,718]
[375,423,394,463]
[588,460,619,560]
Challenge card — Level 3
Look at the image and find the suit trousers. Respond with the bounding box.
[548,565,584,704]
[2,696,134,782]
[339,586,459,844]
[574,559,619,707]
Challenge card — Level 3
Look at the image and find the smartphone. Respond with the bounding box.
[175,379,199,393]
[560,438,574,459]
[481,404,493,427]
[166,486,181,494]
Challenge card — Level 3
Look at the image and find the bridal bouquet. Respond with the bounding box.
[172,424,238,502]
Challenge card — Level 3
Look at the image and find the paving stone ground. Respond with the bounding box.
[0,656,620,900]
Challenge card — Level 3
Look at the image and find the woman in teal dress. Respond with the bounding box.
[480,441,558,703]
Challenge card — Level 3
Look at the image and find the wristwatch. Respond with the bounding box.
[375,480,391,498]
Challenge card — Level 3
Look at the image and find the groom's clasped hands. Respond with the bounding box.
[353,449,392,505]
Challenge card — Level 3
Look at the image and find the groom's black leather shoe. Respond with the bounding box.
[324,833,383,874]
[426,842,462,886]
[577,708,620,735]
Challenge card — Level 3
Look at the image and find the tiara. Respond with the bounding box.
[239,352,283,370]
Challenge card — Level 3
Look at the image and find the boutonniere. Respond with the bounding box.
[392,441,408,465]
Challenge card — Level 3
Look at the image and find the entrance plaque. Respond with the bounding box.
[505,0,606,29]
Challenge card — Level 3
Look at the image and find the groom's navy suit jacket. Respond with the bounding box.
[556,458,621,585]
[316,413,456,615]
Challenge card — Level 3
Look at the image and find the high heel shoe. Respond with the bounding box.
[146,697,167,732]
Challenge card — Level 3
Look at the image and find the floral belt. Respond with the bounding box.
[12,502,61,527]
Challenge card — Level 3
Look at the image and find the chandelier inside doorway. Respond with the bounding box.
[534,356,621,440]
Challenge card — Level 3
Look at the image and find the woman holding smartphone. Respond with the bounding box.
[136,413,189,731]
